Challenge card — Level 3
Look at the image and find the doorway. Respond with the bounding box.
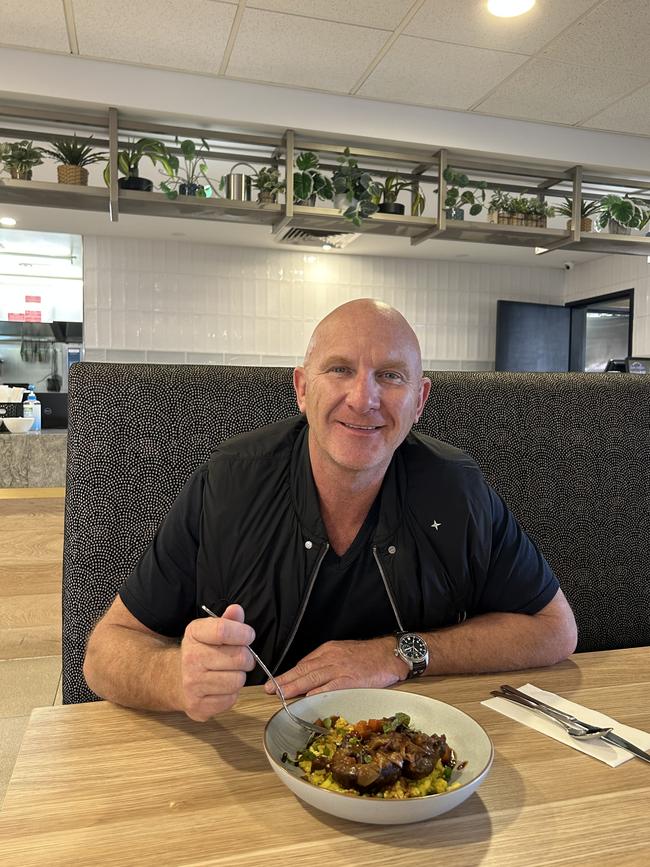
[567,289,633,372]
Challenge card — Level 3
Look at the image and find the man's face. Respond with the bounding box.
[293,303,431,480]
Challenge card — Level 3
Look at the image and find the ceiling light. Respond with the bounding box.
[0,216,17,227]
[322,243,332,251]
[487,0,535,17]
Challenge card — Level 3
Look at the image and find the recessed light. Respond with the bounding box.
[487,0,535,17]
[0,216,17,227]
[322,243,332,251]
[534,246,548,255]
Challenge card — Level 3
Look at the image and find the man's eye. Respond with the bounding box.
[380,371,404,382]
[329,366,349,375]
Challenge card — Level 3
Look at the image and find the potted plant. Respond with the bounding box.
[0,139,43,180]
[489,191,555,227]
[441,168,487,220]
[370,173,425,216]
[596,194,650,234]
[254,165,285,204]
[158,138,219,199]
[102,137,174,192]
[331,148,378,226]
[487,189,512,223]
[39,134,106,186]
[554,197,601,233]
[292,151,332,205]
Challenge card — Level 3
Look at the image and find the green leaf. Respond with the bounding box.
[293,173,313,202]
[296,151,318,171]
[469,203,482,216]
[180,140,196,160]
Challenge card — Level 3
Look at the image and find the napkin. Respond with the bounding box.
[482,683,650,767]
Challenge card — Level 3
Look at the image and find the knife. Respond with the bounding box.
[598,731,650,763]
[493,686,650,764]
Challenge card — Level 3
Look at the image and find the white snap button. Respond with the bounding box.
[388,545,396,554]
[305,540,313,550]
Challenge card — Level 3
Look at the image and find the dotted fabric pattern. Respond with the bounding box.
[63,365,650,704]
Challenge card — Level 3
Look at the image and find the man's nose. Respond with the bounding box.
[346,373,380,412]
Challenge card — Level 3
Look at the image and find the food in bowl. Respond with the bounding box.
[283,712,463,799]
[264,688,493,824]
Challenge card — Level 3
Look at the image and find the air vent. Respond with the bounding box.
[277,228,360,249]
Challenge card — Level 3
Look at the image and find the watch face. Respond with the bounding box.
[399,633,428,662]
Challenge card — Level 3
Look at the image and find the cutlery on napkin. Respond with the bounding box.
[482,683,650,767]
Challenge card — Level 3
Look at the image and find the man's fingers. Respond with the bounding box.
[188,609,255,647]
[192,644,255,673]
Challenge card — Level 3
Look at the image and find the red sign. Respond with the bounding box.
[8,312,25,321]
[24,311,42,322]
[25,295,41,303]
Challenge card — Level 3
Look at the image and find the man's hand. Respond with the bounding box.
[264,636,409,698]
[179,604,256,721]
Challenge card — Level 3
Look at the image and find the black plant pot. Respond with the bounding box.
[445,207,464,220]
[118,176,153,192]
[378,202,405,215]
[179,183,202,196]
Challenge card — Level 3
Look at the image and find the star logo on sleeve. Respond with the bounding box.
[431,520,441,531]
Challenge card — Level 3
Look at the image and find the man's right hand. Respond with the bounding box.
[178,604,256,721]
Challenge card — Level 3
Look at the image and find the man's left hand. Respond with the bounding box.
[264,636,409,698]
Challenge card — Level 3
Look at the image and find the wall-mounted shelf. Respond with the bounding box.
[2,102,650,256]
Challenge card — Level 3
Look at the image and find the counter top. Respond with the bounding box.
[0,428,67,487]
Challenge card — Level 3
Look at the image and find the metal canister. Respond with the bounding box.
[222,162,256,201]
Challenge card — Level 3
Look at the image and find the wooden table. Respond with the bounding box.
[1,648,649,866]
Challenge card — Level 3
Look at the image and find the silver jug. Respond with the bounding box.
[223,162,255,201]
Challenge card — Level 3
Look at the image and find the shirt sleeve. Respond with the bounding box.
[477,485,560,615]
[119,464,208,637]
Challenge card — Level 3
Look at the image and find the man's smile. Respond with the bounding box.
[338,421,384,432]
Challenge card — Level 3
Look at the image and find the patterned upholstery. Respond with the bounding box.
[63,364,650,703]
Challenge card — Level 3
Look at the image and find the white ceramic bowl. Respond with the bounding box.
[2,417,34,433]
[263,688,493,825]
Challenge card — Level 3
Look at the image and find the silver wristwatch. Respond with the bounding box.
[394,631,429,679]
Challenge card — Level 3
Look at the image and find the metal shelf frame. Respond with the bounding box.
[1,102,650,255]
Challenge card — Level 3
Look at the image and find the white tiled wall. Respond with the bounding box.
[83,237,566,368]
[565,255,650,355]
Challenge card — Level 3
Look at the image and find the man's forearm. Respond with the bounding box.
[421,608,576,677]
[84,623,183,712]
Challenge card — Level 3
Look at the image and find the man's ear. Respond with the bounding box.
[293,366,307,413]
[415,376,431,423]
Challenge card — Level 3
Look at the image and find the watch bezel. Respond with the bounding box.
[395,631,429,678]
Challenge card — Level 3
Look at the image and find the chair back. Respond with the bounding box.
[63,365,650,702]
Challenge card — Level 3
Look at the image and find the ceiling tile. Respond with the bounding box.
[246,0,415,30]
[0,0,69,52]
[475,57,648,125]
[357,35,527,110]
[542,0,650,76]
[73,0,236,74]
[227,8,389,92]
[581,84,650,137]
[405,0,599,54]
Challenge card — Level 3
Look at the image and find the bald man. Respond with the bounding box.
[84,299,577,720]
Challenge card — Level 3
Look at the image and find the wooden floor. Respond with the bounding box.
[0,488,64,807]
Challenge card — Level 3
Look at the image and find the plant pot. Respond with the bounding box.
[57,165,88,186]
[294,194,317,206]
[567,218,593,233]
[608,220,631,235]
[179,183,202,196]
[445,207,464,221]
[257,190,277,204]
[378,202,405,215]
[9,168,32,180]
[487,210,498,224]
[524,215,547,228]
[118,176,153,192]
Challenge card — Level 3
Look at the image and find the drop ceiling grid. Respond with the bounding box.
[357,35,528,110]
[226,7,390,91]
[0,0,70,53]
[71,0,237,74]
[243,0,416,30]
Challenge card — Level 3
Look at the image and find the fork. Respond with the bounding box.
[491,685,613,740]
[200,605,328,736]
